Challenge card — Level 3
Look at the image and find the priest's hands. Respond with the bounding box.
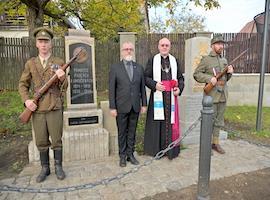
[156,82,165,91]
[173,87,180,96]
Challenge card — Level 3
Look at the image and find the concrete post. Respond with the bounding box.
[197,95,214,200]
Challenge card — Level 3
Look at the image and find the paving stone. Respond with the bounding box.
[166,180,184,191]
[0,192,9,200]
[1,140,270,199]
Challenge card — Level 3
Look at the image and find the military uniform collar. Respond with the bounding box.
[209,50,222,57]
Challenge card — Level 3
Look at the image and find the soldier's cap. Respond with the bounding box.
[211,34,226,45]
[33,27,53,40]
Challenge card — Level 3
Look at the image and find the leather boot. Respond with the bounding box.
[119,155,126,167]
[212,144,225,154]
[54,149,66,180]
[36,150,50,183]
[127,154,139,165]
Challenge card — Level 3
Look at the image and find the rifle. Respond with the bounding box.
[203,49,248,95]
[19,47,87,124]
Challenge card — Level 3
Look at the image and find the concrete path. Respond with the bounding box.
[1,140,270,200]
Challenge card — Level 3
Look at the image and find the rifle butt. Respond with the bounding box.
[19,108,33,124]
[203,83,214,95]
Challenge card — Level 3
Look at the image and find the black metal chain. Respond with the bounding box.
[0,117,201,193]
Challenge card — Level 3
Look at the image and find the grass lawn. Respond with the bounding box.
[1,90,269,150]
[224,106,270,143]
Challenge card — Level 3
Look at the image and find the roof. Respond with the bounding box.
[239,12,265,33]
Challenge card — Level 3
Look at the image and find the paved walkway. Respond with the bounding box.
[1,140,270,200]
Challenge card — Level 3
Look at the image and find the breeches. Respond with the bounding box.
[212,102,226,138]
[32,109,63,152]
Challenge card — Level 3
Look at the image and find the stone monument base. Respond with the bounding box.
[28,127,109,163]
[63,128,109,161]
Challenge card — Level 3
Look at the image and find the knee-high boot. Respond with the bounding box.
[54,149,65,180]
[36,150,50,183]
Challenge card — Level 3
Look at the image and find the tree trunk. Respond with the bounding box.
[144,0,150,33]
[25,0,45,57]
[139,0,150,34]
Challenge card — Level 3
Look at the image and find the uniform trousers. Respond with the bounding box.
[32,109,63,152]
[212,102,226,144]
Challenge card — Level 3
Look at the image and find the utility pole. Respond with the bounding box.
[256,0,270,131]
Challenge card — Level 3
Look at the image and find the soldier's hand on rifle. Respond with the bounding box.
[25,99,37,111]
[227,65,234,74]
[156,82,165,92]
[55,69,65,82]
[210,77,217,86]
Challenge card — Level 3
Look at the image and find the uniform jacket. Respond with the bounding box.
[193,51,232,103]
[109,61,147,113]
[18,56,68,112]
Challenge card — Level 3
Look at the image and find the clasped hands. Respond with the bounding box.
[155,82,180,96]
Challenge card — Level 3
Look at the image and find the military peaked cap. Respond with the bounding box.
[33,27,54,40]
[211,34,226,45]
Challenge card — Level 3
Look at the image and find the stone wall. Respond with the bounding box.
[227,74,270,106]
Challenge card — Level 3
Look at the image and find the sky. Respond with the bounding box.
[149,0,266,33]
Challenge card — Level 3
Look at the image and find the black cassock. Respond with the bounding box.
[143,56,184,160]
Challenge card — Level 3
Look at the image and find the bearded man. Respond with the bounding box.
[109,42,147,167]
[193,34,234,154]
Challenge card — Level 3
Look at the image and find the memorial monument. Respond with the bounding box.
[63,29,109,161]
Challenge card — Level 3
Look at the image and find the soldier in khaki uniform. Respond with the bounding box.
[18,27,67,182]
[193,34,234,154]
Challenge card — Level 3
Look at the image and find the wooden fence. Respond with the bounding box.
[0,33,268,91]
[222,33,269,73]
[136,33,196,72]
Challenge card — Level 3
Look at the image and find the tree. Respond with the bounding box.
[0,0,75,37]
[1,0,145,40]
[141,0,220,33]
[150,5,206,33]
[1,0,220,40]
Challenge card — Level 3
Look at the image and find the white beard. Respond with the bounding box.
[124,55,133,61]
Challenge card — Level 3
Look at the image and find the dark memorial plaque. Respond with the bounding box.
[68,116,99,126]
[69,43,94,104]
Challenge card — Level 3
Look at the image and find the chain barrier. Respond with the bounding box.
[0,117,201,193]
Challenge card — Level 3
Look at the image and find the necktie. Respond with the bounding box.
[126,61,133,81]
[42,59,46,68]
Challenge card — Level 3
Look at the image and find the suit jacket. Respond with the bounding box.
[18,56,68,112]
[109,61,147,113]
[193,51,232,103]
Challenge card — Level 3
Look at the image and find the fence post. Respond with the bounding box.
[197,95,214,200]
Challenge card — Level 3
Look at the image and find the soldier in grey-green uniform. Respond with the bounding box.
[193,34,234,154]
[18,27,67,182]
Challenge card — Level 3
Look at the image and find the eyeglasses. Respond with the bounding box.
[122,48,134,51]
[160,44,170,47]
